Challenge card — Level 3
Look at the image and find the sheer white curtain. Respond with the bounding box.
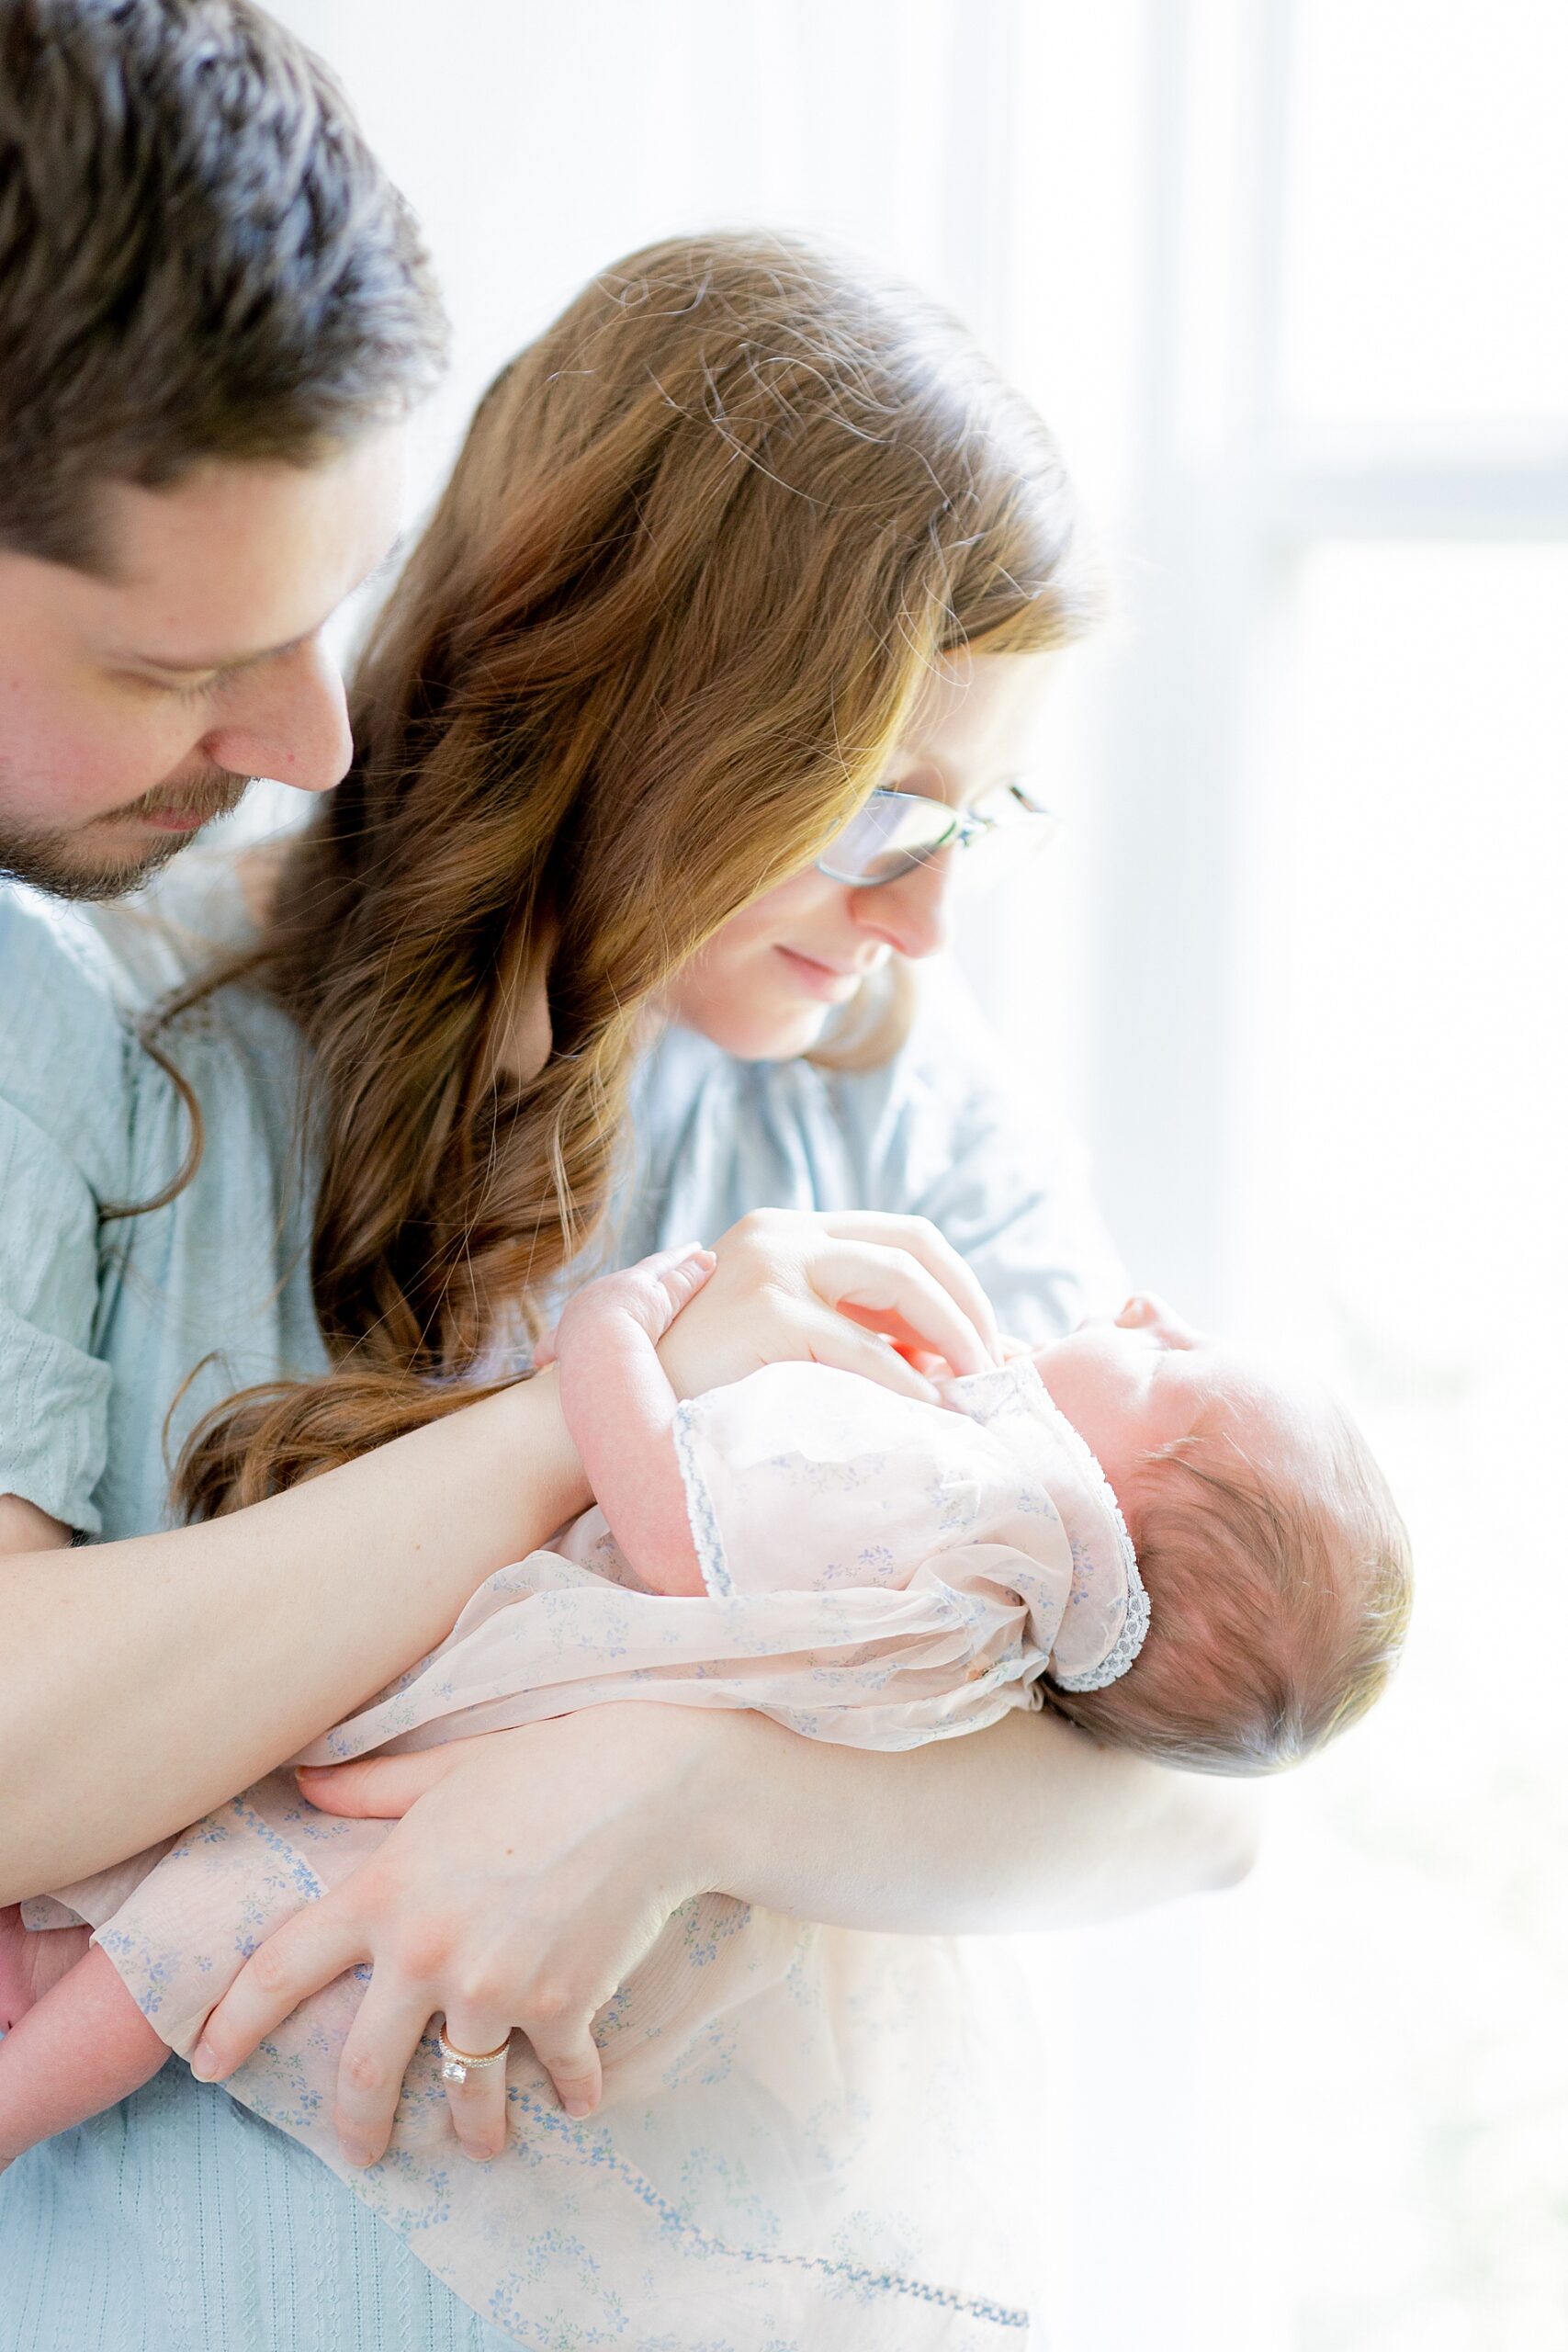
[265,6,1568,2346]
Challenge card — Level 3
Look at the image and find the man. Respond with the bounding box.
[0,0,445,903]
[0,0,442,1578]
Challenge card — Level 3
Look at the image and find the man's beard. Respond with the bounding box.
[0,773,254,903]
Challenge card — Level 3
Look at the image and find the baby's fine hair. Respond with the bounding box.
[1049,1405,1413,1777]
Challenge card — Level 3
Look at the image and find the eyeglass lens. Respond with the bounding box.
[818,784,1054,886]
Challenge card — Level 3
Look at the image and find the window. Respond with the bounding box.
[1015,8,1568,2345]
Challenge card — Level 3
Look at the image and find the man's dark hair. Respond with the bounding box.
[0,0,446,568]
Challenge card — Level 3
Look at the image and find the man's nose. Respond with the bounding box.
[199,637,354,795]
[848,850,954,960]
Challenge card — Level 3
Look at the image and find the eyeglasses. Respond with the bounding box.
[815,780,1058,888]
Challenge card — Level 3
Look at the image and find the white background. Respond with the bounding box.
[268,6,1568,2346]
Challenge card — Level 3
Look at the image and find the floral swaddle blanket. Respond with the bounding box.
[36,1359,1138,2347]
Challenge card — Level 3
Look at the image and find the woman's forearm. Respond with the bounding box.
[700,1705,1259,1935]
[0,1372,589,1903]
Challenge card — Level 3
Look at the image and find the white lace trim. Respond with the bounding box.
[672,1398,732,1596]
[941,1359,1151,1695]
[1032,1389,1150,1691]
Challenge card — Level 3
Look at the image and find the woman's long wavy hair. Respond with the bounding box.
[174,230,1099,1517]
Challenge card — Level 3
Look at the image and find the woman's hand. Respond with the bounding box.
[188,1708,725,2168]
[654,1207,1001,1401]
[186,1699,1258,2173]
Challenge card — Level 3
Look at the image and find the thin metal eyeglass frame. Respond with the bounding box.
[814,782,1056,888]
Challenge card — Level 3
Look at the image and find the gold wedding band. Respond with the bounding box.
[437,2028,513,2086]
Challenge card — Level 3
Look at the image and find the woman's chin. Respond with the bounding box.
[682,1001,831,1062]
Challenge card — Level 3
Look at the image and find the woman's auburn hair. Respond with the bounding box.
[174,229,1100,1517]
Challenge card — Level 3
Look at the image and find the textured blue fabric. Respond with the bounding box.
[0,2066,514,2350]
[0,863,1122,2345]
[0,878,328,1544]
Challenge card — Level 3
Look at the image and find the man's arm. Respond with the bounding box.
[0,1495,70,1555]
[698,1702,1261,1933]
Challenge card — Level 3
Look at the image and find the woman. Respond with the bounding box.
[0,235,1253,2346]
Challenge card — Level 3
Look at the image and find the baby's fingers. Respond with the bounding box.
[648,1243,716,1320]
[618,1243,716,1342]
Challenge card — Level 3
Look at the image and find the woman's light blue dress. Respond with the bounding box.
[0,866,1122,2348]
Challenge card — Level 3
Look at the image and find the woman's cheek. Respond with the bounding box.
[667,944,828,1060]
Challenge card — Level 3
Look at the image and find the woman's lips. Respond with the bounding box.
[773,945,867,1002]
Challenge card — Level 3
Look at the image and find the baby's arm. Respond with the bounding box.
[0,1934,166,2170]
[551,1246,716,1597]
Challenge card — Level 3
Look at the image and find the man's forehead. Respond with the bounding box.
[93,426,407,666]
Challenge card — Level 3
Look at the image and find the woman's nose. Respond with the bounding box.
[848,851,953,960]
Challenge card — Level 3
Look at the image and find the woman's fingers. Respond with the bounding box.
[815,1213,1002,1363]
[520,1998,604,2120]
[295,1748,458,1820]
[192,1898,364,2081]
[334,1979,440,2167]
[811,1238,996,1376]
[807,1318,941,1401]
[437,2010,514,2161]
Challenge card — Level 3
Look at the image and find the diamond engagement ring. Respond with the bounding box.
[437,2029,512,2086]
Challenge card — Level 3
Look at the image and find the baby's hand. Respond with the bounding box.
[548,1244,716,1365]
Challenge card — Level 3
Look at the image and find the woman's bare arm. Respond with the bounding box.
[0,1373,588,1904]
[196,1695,1257,2155]
[0,1210,1003,1905]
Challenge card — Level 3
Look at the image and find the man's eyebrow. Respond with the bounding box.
[125,535,407,675]
[129,628,310,675]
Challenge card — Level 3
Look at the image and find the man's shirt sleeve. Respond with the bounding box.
[0,892,134,1534]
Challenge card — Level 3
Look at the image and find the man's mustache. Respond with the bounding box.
[108,773,254,827]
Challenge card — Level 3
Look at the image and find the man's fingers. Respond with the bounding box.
[192,1902,364,2080]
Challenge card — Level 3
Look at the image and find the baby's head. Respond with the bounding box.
[1029,1297,1412,1776]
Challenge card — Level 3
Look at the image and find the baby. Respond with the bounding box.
[0,1243,1412,2188]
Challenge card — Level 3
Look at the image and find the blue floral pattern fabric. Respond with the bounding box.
[36,1354,1138,2342]
[1,862,1120,2346]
